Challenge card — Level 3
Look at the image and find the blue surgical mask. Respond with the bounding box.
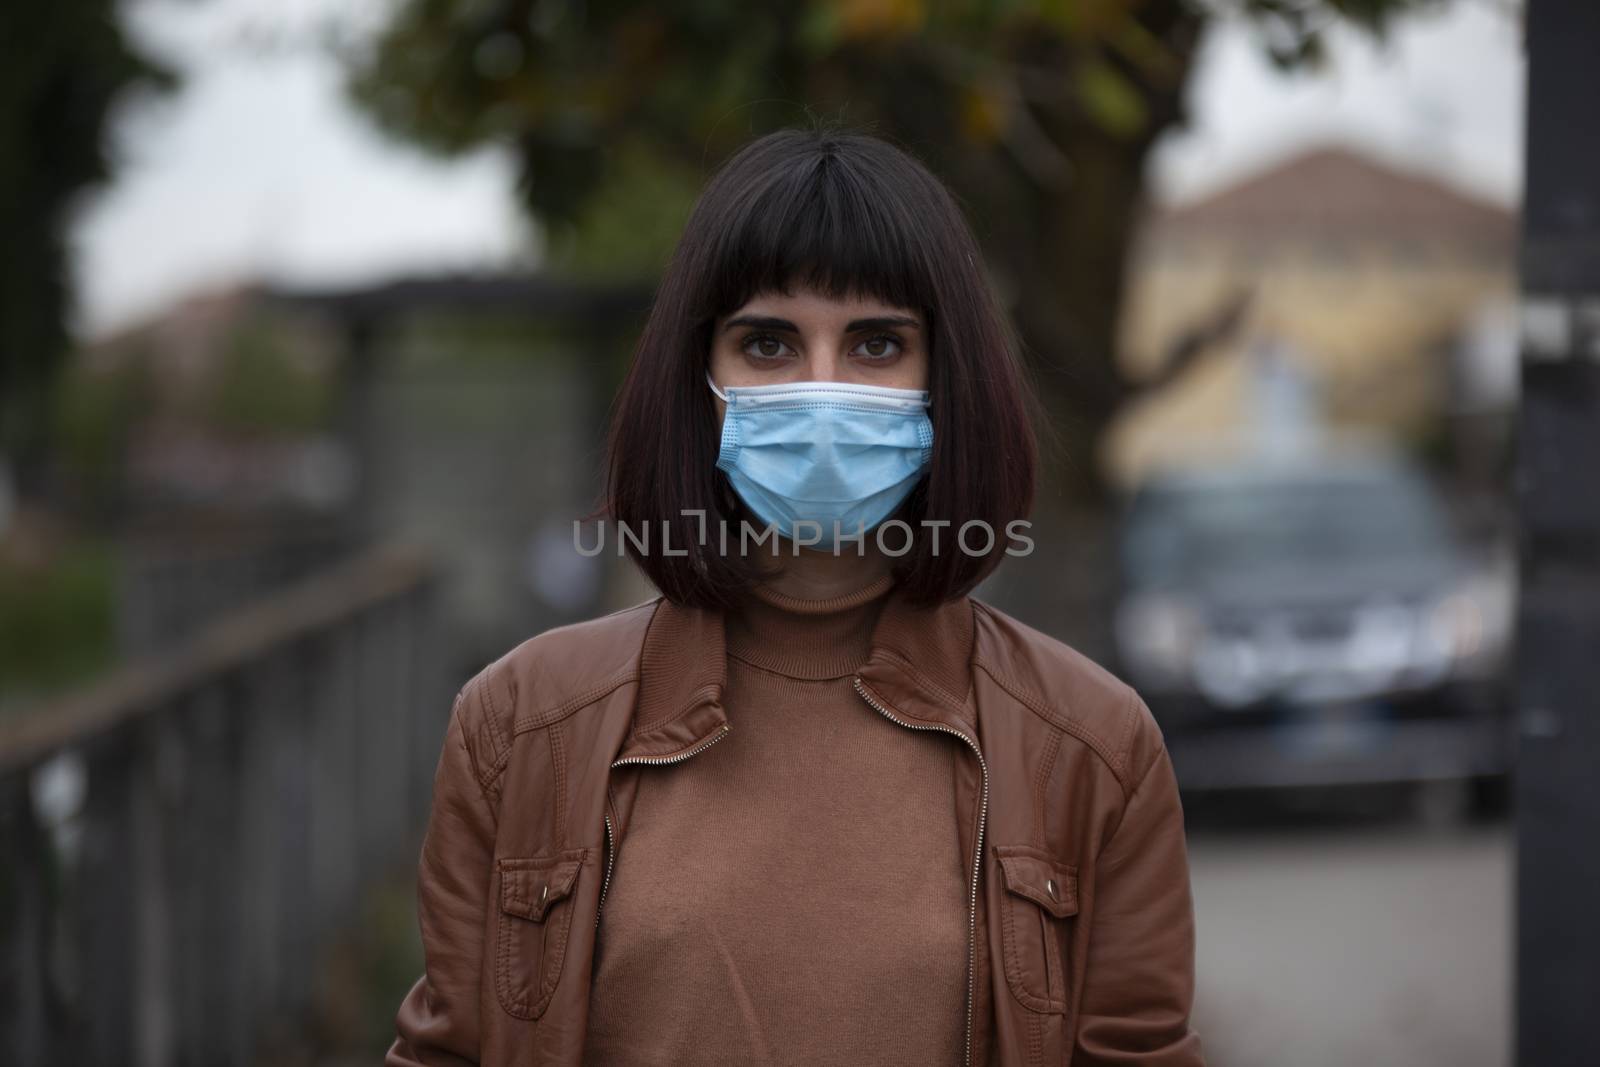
[708,371,934,546]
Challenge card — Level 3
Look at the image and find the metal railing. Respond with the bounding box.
[0,542,447,1066]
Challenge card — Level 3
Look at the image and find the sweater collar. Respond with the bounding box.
[723,572,894,681]
[615,582,978,764]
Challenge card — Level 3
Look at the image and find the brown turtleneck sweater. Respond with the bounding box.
[583,574,968,1065]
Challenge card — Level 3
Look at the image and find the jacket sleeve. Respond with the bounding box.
[388,679,500,1067]
[1074,697,1206,1066]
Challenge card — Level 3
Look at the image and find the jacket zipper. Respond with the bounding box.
[597,722,733,927]
[853,675,989,1067]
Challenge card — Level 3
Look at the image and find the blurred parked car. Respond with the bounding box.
[1113,448,1514,808]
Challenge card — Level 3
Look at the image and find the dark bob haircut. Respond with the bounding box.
[602,125,1039,609]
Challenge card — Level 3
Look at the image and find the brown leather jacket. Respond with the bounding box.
[388,586,1205,1067]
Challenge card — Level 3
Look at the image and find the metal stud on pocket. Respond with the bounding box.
[1046,878,1059,902]
[540,884,549,906]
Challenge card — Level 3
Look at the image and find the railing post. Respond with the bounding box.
[0,773,52,1064]
[308,624,361,964]
[131,714,182,1067]
[407,579,450,841]
[171,679,247,1067]
[76,735,138,1065]
[355,606,408,884]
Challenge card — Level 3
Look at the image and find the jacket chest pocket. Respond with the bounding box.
[493,850,587,1020]
[992,843,1079,1015]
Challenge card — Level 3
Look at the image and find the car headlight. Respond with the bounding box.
[1115,595,1202,686]
[1429,592,1483,659]
[1192,635,1270,708]
[1426,575,1513,674]
[1348,600,1421,678]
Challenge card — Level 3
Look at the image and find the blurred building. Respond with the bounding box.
[81,285,352,517]
[1107,145,1519,489]
[71,273,651,675]
[270,274,654,671]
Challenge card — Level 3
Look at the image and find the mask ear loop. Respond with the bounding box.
[705,369,730,403]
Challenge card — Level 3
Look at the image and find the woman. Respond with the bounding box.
[389,126,1204,1067]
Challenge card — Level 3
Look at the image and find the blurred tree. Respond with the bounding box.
[53,348,154,518]
[0,3,175,499]
[0,535,115,698]
[344,0,1447,502]
[210,316,337,435]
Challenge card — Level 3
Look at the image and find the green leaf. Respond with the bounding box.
[799,0,844,54]
[1076,59,1146,137]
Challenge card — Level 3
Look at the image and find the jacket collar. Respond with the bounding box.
[615,583,978,764]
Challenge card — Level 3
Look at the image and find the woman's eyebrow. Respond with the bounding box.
[720,313,922,333]
[722,314,797,333]
[845,315,921,332]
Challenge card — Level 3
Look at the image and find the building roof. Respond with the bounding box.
[1144,145,1518,245]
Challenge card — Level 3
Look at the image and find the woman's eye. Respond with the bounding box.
[854,334,904,360]
[741,333,792,360]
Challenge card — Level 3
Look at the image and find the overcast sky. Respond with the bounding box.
[69,0,1525,339]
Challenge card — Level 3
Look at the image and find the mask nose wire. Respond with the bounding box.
[706,369,934,408]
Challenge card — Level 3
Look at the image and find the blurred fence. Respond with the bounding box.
[115,516,358,659]
[0,542,448,1066]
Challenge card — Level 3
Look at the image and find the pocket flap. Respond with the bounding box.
[498,856,582,922]
[993,844,1079,918]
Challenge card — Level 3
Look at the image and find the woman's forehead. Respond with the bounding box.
[720,285,922,322]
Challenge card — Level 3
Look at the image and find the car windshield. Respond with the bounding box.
[1122,464,1453,585]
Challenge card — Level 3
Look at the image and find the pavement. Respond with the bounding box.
[1186,809,1511,1067]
